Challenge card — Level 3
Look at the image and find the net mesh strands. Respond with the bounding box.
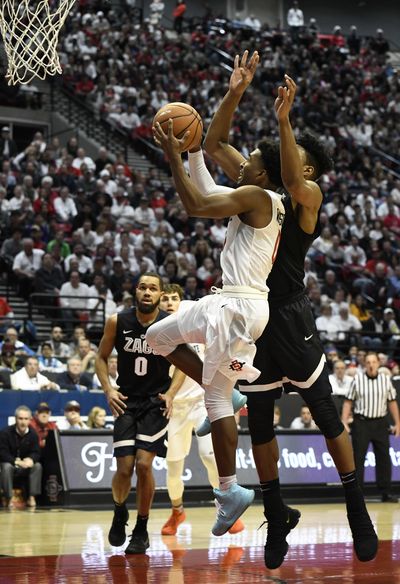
[0,0,76,85]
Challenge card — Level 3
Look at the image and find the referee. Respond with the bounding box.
[342,352,400,502]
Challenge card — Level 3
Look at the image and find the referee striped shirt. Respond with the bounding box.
[347,372,397,418]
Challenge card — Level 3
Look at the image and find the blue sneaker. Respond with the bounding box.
[212,484,255,536]
[196,389,247,437]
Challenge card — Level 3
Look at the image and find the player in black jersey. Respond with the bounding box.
[95,272,183,555]
[203,53,377,568]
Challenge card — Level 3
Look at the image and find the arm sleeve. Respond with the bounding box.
[188,150,234,196]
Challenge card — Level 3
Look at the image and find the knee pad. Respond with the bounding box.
[145,318,177,357]
[204,370,234,423]
[246,392,276,444]
[306,396,344,439]
[204,389,234,423]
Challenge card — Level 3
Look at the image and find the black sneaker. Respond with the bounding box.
[263,505,301,570]
[108,506,129,547]
[125,529,150,555]
[347,509,378,561]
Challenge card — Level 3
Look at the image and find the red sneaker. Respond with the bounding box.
[161,509,186,535]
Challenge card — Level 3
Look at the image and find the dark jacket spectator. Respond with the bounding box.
[0,405,42,507]
[57,357,94,391]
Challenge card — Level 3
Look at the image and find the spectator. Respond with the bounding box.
[0,326,35,356]
[172,0,186,34]
[47,229,71,259]
[43,326,71,359]
[273,405,284,430]
[321,270,340,299]
[68,325,87,354]
[369,28,389,54]
[93,355,119,389]
[316,303,340,342]
[86,406,113,429]
[10,356,60,391]
[75,220,97,252]
[109,258,128,298]
[0,126,18,161]
[57,400,88,430]
[59,271,90,333]
[342,352,400,502]
[29,402,58,449]
[0,405,42,508]
[332,304,362,347]
[57,357,94,391]
[183,275,204,300]
[382,307,400,357]
[116,291,134,312]
[133,197,156,229]
[37,342,66,373]
[72,148,96,174]
[0,229,23,273]
[12,238,44,299]
[329,360,353,416]
[149,0,165,26]
[53,187,77,222]
[344,236,367,267]
[0,295,14,333]
[118,105,141,132]
[290,405,318,430]
[73,338,97,374]
[303,257,318,288]
[243,13,262,32]
[347,25,361,54]
[95,147,113,174]
[0,343,24,389]
[287,0,304,37]
[33,253,64,314]
[64,243,93,275]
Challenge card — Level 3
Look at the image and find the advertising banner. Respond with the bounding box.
[58,432,400,490]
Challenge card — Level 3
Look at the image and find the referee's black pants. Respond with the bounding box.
[351,416,391,496]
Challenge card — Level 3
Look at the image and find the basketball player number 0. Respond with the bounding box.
[134,356,148,376]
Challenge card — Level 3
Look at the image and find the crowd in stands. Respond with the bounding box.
[0,3,399,433]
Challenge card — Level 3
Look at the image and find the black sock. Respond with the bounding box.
[113,500,127,516]
[134,514,149,533]
[339,471,365,513]
[260,478,285,519]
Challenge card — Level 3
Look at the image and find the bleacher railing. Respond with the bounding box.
[27,293,106,343]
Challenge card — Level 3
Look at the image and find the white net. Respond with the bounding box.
[0,0,76,85]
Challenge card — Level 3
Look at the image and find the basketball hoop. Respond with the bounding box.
[0,0,76,85]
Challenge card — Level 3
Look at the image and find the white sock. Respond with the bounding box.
[219,475,237,491]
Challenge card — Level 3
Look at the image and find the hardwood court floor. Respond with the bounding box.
[0,502,399,583]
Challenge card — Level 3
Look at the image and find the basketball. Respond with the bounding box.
[153,102,203,152]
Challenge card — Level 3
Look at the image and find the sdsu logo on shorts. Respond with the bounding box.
[229,359,245,372]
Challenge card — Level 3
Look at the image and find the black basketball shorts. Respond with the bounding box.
[240,293,326,396]
[113,395,168,458]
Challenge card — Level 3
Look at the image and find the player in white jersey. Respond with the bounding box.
[147,84,285,534]
[159,284,245,536]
